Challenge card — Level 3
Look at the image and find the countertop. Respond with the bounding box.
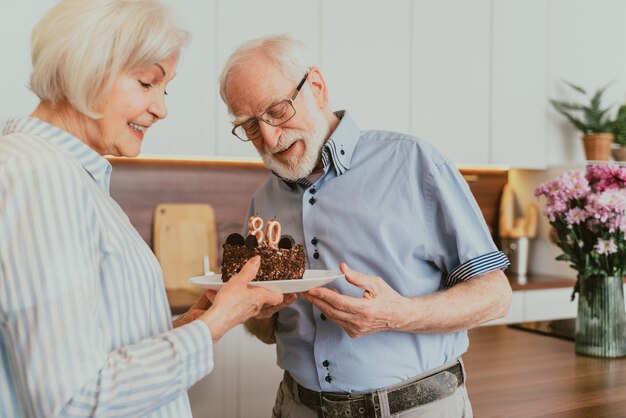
[464,325,626,417]
[167,273,577,315]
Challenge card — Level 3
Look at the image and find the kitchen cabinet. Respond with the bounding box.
[490,0,548,168]
[188,325,282,418]
[411,0,491,165]
[483,286,576,326]
[523,287,577,321]
[6,1,626,167]
[321,0,411,135]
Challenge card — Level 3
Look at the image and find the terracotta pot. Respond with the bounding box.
[582,133,613,161]
[612,146,626,162]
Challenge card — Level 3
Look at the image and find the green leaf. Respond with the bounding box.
[549,81,614,134]
[563,80,587,95]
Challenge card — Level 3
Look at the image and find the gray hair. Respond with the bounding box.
[29,0,190,118]
[219,34,314,113]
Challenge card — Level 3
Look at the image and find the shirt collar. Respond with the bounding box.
[279,110,360,187]
[3,116,113,193]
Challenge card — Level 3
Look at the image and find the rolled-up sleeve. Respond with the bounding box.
[425,161,509,288]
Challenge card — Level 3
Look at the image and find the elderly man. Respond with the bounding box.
[219,34,512,418]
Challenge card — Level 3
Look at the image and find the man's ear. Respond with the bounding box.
[306,67,328,108]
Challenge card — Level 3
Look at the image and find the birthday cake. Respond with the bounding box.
[221,216,305,282]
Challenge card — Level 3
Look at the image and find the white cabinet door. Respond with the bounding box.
[320,0,411,134]
[214,0,320,158]
[238,329,283,418]
[411,0,490,165]
[188,325,282,418]
[524,287,578,321]
[188,324,242,418]
[491,0,548,168]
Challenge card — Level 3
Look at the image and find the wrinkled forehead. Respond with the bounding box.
[225,56,296,117]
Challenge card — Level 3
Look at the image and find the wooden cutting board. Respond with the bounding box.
[153,203,217,294]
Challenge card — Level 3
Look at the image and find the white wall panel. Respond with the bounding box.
[0,0,57,127]
[411,0,491,165]
[547,0,626,166]
[491,0,548,168]
[141,0,217,156]
[214,0,320,158]
[320,0,411,133]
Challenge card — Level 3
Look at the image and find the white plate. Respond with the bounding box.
[187,270,343,293]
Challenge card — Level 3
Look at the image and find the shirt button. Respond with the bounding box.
[313,251,319,259]
[309,197,316,205]
[320,313,327,321]
[322,360,329,367]
[310,188,316,194]
[311,237,318,246]
[325,375,332,383]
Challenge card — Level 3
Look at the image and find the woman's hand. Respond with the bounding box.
[172,290,213,328]
[200,256,284,341]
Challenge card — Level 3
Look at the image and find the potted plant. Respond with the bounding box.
[610,104,626,161]
[550,81,614,161]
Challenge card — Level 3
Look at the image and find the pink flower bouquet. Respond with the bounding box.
[535,164,626,298]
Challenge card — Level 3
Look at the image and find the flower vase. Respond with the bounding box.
[575,275,626,357]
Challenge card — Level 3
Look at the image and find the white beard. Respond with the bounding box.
[259,94,329,180]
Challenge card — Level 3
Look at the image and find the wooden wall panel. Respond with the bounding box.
[109,158,507,266]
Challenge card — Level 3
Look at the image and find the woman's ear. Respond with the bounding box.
[306,67,328,108]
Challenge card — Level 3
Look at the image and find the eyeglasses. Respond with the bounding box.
[231,73,309,142]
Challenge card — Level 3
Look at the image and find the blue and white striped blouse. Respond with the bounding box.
[0,117,213,417]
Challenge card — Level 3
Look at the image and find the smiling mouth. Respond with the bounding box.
[128,122,146,133]
[275,141,297,155]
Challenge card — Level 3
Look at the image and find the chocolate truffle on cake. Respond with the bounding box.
[221,216,305,282]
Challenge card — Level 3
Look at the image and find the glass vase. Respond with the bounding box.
[575,275,626,357]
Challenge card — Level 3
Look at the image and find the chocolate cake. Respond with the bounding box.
[221,233,306,282]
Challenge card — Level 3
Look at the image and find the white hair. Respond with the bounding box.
[219,34,314,113]
[29,0,190,118]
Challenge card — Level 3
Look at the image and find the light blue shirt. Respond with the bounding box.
[248,111,509,393]
[0,117,214,417]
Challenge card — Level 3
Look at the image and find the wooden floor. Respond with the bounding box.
[464,326,626,418]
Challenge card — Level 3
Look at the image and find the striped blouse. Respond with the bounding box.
[0,117,213,417]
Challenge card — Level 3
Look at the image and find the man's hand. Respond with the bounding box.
[300,263,409,338]
[255,293,297,319]
[243,293,297,344]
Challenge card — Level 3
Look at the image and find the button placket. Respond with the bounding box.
[303,183,320,265]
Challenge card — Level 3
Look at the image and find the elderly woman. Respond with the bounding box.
[0,1,284,417]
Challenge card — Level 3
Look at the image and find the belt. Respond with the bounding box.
[285,361,464,418]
